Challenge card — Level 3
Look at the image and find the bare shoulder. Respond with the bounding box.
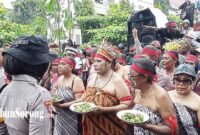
[167,90,176,96]
[74,75,83,82]
[112,72,124,82]
[194,93,200,104]
[154,84,171,100]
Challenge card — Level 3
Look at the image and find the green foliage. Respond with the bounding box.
[31,16,47,36]
[167,14,182,26]
[11,0,39,24]
[107,0,132,16]
[154,0,169,15]
[87,24,127,44]
[77,0,132,44]
[10,0,48,36]
[64,11,73,31]
[0,6,8,20]
[73,0,95,17]
[0,6,34,46]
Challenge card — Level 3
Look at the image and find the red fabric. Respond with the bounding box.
[165,52,178,60]
[153,74,158,82]
[124,79,131,89]
[164,116,176,135]
[166,21,177,27]
[141,48,160,57]
[131,63,154,76]
[193,22,200,31]
[75,91,84,94]
[52,58,61,64]
[61,57,76,68]
[76,53,82,58]
[90,52,95,58]
[51,73,58,84]
[85,47,93,52]
[120,96,133,101]
[129,47,135,51]
[185,54,197,63]
[198,123,200,127]
[94,54,111,62]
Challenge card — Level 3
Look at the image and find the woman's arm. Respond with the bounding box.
[96,76,132,112]
[157,92,177,135]
[197,97,200,125]
[136,91,177,135]
[132,28,142,54]
[96,101,131,112]
[53,77,86,108]
[139,123,171,135]
[72,77,85,99]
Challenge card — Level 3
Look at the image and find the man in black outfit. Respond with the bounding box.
[179,0,195,27]
[156,21,185,46]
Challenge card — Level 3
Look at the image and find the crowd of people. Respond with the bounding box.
[0,14,199,135]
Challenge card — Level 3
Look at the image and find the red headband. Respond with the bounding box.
[185,55,197,62]
[131,63,154,76]
[94,54,111,62]
[52,58,61,64]
[165,52,178,60]
[166,21,177,27]
[61,57,76,68]
[141,48,160,57]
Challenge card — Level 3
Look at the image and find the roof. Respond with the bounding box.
[169,0,197,9]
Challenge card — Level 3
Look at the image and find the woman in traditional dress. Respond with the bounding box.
[127,58,177,135]
[168,64,200,134]
[158,51,179,91]
[81,47,132,135]
[52,57,85,135]
[184,54,200,95]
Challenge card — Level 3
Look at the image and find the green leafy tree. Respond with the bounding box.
[154,0,169,15]
[0,6,33,46]
[77,0,132,44]
[11,0,47,36]
[73,0,95,17]
[11,0,41,24]
[167,14,182,27]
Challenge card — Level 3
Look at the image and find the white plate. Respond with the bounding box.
[70,102,96,114]
[117,110,149,124]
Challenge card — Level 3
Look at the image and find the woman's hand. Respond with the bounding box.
[132,28,138,38]
[134,122,149,128]
[52,102,71,108]
[90,105,104,115]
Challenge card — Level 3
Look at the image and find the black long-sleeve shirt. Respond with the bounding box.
[156,28,185,46]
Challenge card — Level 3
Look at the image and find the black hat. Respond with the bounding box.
[3,35,57,65]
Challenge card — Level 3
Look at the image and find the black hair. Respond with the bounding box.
[111,58,117,71]
[3,53,49,81]
[133,58,156,83]
[67,39,73,47]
